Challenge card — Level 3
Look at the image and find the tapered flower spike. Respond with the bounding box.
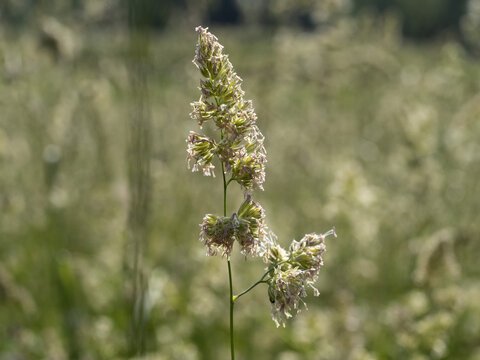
[188,26,266,192]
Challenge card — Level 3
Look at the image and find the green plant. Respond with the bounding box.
[187,26,336,359]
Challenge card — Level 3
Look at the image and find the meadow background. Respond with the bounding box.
[1,0,480,359]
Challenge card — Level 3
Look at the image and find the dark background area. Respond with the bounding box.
[0,0,473,35]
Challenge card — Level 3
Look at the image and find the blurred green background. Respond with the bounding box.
[1,0,480,359]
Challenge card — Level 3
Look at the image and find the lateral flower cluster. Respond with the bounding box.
[261,229,337,327]
[187,26,266,191]
[200,196,265,258]
[187,26,336,327]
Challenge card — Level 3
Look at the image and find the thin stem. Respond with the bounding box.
[226,177,236,186]
[222,160,235,360]
[222,163,227,216]
[228,260,234,360]
[233,260,289,301]
[233,269,270,302]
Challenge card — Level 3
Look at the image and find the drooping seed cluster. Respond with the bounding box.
[187,26,336,327]
[261,229,336,327]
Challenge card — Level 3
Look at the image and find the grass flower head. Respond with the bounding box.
[187,26,337,357]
